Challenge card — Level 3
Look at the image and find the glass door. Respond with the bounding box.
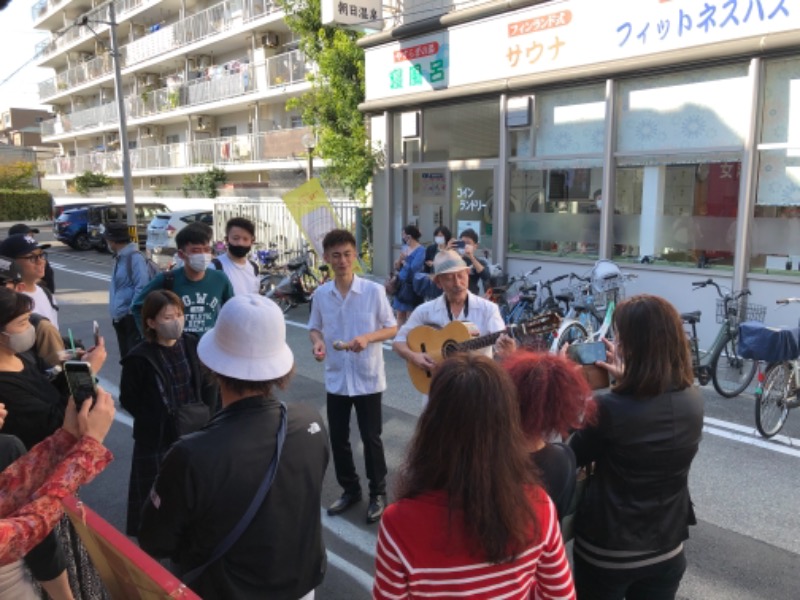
[451,168,496,257]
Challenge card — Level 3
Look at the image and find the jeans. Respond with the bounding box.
[573,549,687,600]
[326,392,387,498]
[113,314,142,358]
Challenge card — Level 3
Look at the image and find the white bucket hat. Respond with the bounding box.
[198,294,294,381]
[433,249,469,277]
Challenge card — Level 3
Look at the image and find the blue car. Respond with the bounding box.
[54,206,97,250]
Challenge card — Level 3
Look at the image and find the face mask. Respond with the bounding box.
[596,200,603,210]
[2,324,36,354]
[155,319,184,341]
[434,236,445,245]
[228,244,251,259]
[186,253,213,272]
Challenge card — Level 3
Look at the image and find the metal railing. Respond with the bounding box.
[38,0,282,101]
[31,0,64,22]
[40,52,309,137]
[41,128,311,176]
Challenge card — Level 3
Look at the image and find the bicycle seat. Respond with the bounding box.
[681,311,702,324]
[519,294,537,302]
[555,292,574,303]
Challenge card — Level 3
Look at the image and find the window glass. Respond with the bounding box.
[534,85,605,157]
[751,205,800,275]
[422,100,499,161]
[219,126,236,137]
[508,162,603,257]
[617,64,749,153]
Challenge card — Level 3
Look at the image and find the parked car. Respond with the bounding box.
[53,205,104,250]
[87,202,169,252]
[146,209,213,268]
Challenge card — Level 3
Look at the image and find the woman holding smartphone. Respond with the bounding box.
[120,289,217,537]
[0,287,108,599]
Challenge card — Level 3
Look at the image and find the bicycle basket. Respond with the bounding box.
[590,260,623,294]
[738,321,800,361]
[716,299,767,326]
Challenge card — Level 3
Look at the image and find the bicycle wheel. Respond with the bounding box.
[553,321,589,352]
[710,330,758,398]
[755,362,791,438]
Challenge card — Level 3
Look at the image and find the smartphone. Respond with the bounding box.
[453,240,466,250]
[64,361,97,408]
[92,320,101,347]
[567,341,607,365]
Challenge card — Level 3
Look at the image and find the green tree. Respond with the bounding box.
[0,161,38,189]
[279,0,381,200]
[74,171,113,195]
[182,166,227,198]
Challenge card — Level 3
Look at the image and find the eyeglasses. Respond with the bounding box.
[18,252,47,264]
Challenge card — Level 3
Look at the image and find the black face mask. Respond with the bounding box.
[228,244,251,258]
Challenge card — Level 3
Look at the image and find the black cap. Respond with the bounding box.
[0,234,51,258]
[8,224,40,236]
[0,256,23,285]
[103,223,131,243]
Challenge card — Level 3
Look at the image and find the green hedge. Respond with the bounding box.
[0,190,52,221]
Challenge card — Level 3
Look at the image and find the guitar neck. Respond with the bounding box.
[454,329,507,354]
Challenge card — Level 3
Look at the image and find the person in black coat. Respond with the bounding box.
[120,289,217,537]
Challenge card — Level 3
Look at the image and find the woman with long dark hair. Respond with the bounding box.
[503,351,596,520]
[569,294,703,600]
[391,224,425,327]
[373,354,574,599]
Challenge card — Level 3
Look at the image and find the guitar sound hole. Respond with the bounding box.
[442,341,458,358]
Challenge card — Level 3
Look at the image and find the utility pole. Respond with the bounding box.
[77,1,136,242]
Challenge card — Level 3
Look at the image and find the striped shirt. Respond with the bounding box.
[373,487,575,600]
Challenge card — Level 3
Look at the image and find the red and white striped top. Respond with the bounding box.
[373,487,575,600]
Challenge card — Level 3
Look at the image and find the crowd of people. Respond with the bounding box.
[0,219,704,600]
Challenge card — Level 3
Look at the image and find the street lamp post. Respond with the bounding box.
[77,1,136,242]
[301,132,316,181]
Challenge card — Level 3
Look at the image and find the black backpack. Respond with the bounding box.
[211,257,259,277]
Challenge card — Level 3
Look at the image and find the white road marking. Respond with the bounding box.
[703,416,800,448]
[50,262,111,282]
[326,550,374,593]
[702,425,800,458]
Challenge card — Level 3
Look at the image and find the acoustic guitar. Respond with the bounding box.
[405,312,561,394]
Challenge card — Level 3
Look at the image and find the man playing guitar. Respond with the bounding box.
[393,250,516,392]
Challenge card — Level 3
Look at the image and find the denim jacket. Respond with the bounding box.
[109,243,149,320]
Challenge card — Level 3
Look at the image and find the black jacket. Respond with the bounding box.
[569,387,703,552]
[119,334,217,447]
[139,395,330,600]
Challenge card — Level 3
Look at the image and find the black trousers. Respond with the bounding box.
[113,314,142,358]
[574,548,687,600]
[326,392,387,498]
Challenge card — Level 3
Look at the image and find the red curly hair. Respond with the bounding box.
[502,350,597,440]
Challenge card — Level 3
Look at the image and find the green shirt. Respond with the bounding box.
[131,268,235,336]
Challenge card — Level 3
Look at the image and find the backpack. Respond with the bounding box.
[211,256,259,277]
[124,251,161,284]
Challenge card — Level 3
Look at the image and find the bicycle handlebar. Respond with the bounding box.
[777,298,800,305]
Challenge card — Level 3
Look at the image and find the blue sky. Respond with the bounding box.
[0,0,51,109]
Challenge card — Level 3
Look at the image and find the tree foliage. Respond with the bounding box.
[0,161,38,189]
[182,167,227,198]
[279,0,380,200]
[74,171,113,195]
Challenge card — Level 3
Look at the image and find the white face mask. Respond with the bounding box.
[596,200,603,210]
[2,324,36,354]
[434,236,445,245]
[186,253,213,272]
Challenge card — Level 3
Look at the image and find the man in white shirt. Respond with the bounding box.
[209,217,260,295]
[308,229,397,524]
[0,234,59,330]
[393,250,514,376]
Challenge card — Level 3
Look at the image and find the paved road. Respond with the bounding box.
[37,235,800,599]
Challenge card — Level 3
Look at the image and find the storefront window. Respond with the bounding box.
[613,161,741,268]
[752,56,800,275]
[507,162,604,257]
[422,100,499,161]
[451,170,494,254]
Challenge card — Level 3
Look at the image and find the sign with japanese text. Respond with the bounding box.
[322,0,383,31]
[365,0,798,101]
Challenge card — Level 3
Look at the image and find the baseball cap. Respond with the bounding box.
[0,234,51,258]
[198,294,294,381]
[0,256,23,285]
[432,249,469,277]
[8,224,40,235]
[103,223,131,243]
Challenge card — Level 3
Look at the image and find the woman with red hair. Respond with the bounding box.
[503,351,595,520]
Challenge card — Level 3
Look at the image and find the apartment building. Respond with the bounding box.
[1,107,56,148]
[362,0,800,347]
[32,0,314,192]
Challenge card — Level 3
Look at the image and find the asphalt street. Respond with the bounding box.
[28,228,800,599]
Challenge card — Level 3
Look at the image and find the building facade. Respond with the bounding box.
[32,0,315,193]
[362,0,800,346]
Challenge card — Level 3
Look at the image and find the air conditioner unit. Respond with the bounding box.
[197,55,212,69]
[262,32,279,48]
[195,116,214,132]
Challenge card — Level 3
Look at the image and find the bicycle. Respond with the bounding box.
[682,279,766,398]
[745,298,800,438]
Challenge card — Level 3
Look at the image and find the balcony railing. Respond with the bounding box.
[42,128,311,176]
[40,52,310,138]
[35,0,279,70]
[31,0,63,23]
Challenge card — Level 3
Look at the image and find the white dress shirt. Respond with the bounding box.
[308,275,397,396]
[395,292,505,358]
